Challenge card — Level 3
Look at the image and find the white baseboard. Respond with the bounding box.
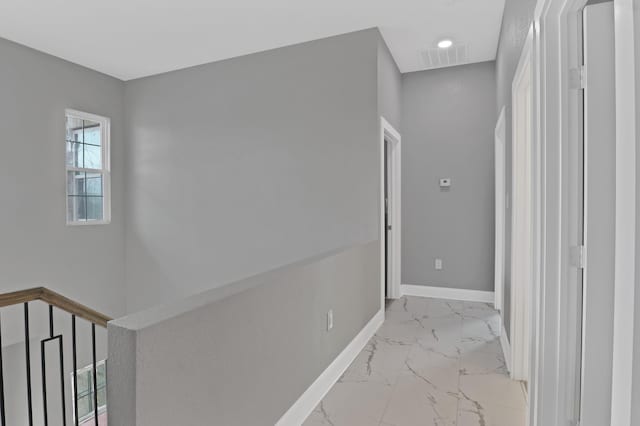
[500,320,512,374]
[401,284,495,304]
[275,309,384,426]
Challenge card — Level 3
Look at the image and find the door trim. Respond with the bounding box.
[380,117,402,305]
[511,28,534,383]
[611,1,638,424]
[495,106,506,313]
[531,0,588,424]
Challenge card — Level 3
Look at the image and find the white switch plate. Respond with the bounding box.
[439,178,452,188]
[327,309,334,331]
[435,259,443,270]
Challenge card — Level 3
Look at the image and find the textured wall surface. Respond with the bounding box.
[377,35,402,131]
[402,62,497,292]
[123,29,380,313]
[109,242,380,426]
[0,37,127,324]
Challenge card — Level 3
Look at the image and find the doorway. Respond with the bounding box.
[380,118,402,305]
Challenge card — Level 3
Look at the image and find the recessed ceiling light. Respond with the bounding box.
[437,39,453,49]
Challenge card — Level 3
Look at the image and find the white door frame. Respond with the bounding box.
[523,0,638,424]
[530,0,587,424]
[610,0,638,424]
[494,107,506,314]
[511,29,535,383]
[380,117,402,305]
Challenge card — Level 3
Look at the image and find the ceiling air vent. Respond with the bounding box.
[421,43,470,69]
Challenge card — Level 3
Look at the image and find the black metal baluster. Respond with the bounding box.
[42,306,53,425]
[41,340,48,425]
[0,312,6,426]
[58,331,67,426]
[24,303,33,426]
[49,305,53,337]
[42,306,68,426]
[72,316,79,426]
[92,324,98,425]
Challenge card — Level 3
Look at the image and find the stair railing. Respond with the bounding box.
[0,287,112,426]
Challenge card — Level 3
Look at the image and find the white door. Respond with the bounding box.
[581,3,616,425]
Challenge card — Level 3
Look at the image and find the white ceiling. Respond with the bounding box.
[0,0,505,80]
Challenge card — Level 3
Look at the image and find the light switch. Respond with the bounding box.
[435,258,443,270]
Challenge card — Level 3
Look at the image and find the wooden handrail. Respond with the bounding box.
[0,287,112,328]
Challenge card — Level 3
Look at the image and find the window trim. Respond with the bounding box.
[65,109,111,225]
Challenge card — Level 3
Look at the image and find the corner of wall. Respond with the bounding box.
[107,323,137,426]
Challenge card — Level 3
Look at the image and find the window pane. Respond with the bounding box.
[83,122,101,146]
[67,196,85,222]
[97,363,106,386]
[66,141,84,168]
[66,116,84,143]
[97,386,107,408]
[67,171,86,196]
[67,172,104,222]
[66,117,102,169]
[77,371,90,395]
[77,394,92,419]
[86,197,103,221]
[83,144,102,169]
[85,174,103,196]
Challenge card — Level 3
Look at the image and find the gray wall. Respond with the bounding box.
[377,36,402,131]
[401,62,497,292]
[123,29,381,312]
[0,37,123,424]
[633,1,640,422]
[0,37,127,328]
[495,0,537,334]
[109,242,380,426]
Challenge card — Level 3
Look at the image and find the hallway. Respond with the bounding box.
[303,296,527,426]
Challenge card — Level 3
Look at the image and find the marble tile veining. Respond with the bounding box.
[303,296,528,426]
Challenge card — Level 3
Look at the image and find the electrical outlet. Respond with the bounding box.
[327,309,334,331]
[435,258,443,270]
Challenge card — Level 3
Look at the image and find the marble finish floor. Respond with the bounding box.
[303,296,527,426]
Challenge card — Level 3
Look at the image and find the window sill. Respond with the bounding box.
[66,220,111,226]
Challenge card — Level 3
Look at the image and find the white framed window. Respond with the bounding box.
[70,360,107,425]
[65,109,111,225]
